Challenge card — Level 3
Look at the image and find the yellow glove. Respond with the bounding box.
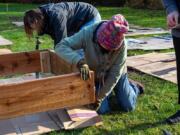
[77,59,90,80]
[87,99,102,111]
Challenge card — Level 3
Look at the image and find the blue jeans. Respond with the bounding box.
[77,13,102,58]
[97,74,140,114]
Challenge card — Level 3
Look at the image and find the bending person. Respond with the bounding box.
[24,2,101,47]
[55,14,144,114]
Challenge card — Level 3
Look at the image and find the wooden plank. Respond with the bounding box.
[40,51,51,73]
[0,72,95,120]
[49,50,78,75]
[0,50,41,76]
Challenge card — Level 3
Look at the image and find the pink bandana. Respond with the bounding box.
[97,14,129,50]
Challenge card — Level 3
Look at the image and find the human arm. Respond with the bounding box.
[55,27,91,80]
[55,28,86,65]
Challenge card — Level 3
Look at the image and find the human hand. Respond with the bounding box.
[87,99,102,111]
[77,59,90,80]
[167,11,179,29]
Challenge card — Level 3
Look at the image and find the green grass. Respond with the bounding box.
[98,7,167,29]
[0,3,37,11]
[0,3,39,31]
[0,3,179,135]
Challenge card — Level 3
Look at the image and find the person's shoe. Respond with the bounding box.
[129,79,144,95]
[166,110,180,124]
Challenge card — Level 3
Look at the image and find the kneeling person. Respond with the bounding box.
[55,14,144,114]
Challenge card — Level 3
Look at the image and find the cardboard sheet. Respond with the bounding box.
[127,52,177,83]
[0,108,102,135]
[127,35,173,50]
[0,73,36,85]
[0,73,54,85]
[12,22,24,27]
[56,109,102,130]
[0,112,59,135]
[67,107,98,122]
[0,35,13,46]
[126,27,169,37]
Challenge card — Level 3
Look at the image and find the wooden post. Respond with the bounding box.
[40,51,51,73]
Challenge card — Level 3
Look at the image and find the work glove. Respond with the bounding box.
[92,99,102,111]
[77,59,90,80]
[87,100,101,111]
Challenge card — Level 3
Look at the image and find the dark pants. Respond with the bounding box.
[172,36,180,104]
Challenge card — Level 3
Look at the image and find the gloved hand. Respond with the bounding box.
[93,99,102,111]
[87,99,102,111]
[77,59,90,80]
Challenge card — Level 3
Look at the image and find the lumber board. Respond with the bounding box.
[0,72,95,120]
[0,50,41,76]
[49,50,78,75]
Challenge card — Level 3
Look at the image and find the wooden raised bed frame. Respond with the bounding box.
[0,50,95,120]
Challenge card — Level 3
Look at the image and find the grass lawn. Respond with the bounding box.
[0,3,179,135]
